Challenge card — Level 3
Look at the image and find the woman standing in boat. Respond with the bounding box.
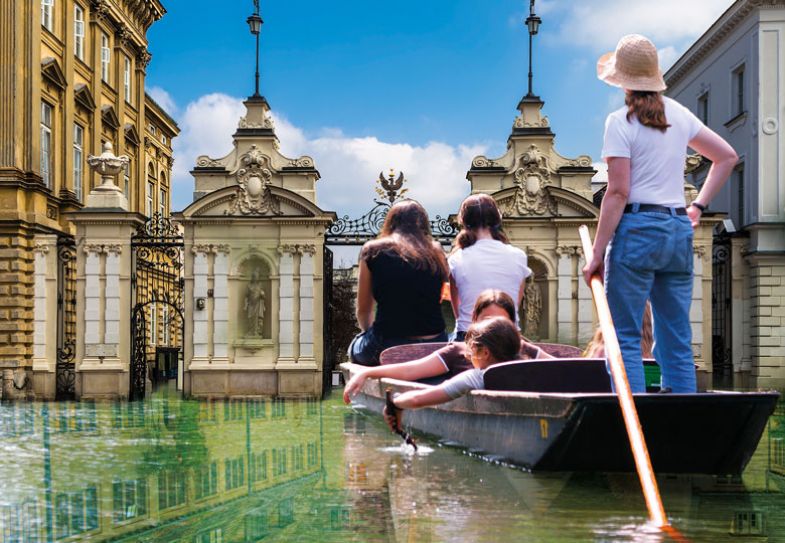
[582,34,738,393]
[348,199,449,366]
[449,194,531,341]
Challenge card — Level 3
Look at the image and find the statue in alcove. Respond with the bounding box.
[523,275,543,339]
[244,269,266,337]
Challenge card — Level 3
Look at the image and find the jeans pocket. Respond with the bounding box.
[618,226,668,270]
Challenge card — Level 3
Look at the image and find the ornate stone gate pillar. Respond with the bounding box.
[31,235,58,397]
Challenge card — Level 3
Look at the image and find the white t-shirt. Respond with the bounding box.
[441,368,485,399]
[448,239,531,332]
[601,96,705,208]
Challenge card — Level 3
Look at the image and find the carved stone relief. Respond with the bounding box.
[522,274,543,339]
[225,146,282,216]
[501,145,558,217]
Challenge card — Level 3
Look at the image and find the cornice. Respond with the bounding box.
[665,0,785,88]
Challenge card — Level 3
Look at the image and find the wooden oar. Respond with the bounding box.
[578,225,669,528]
[385,388,418,451]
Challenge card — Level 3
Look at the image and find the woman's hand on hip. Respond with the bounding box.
[686,204,702,228]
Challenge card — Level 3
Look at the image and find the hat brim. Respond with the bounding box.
[596,51,667,92]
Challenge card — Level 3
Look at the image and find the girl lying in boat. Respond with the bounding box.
[343,289,551,404]
[384,317,520,420]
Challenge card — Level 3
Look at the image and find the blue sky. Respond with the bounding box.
[146,0,733,215]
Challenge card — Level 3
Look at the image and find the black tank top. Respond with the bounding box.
[365,249,445,338]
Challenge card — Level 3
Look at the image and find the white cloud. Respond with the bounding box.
[147,86,178,115]
[591,161,608,183]
[169,93,490,216]
[657,46,681,72]
[549,0,733,52]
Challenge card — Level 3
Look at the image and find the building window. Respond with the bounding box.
[74,5,85,59]
[40,102,53,188]
[162,134,167,146]
[161,304,170,345]
[149,304,157,346]
[159,187,166,217]
[194,462,218,500]
[146,180,154,217]
[734,163,745,228]
[250,450,268,483]
[112,479,147,524]
[272,448,287,477]
[195,528,223,543]
[732,65,745,116]
[123,162,130,199]
[41,0,54,31]
[157,470,186,511]
[54,487,98,539]
[225,457,245,491]
[124,56,132,104]
[101,33,110,83]
[73,124,84,201]
[697,92,709,125]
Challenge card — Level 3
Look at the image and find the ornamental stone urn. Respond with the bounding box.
[85,142,130,210]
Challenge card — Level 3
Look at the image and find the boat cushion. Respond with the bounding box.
[379,342,584,365]
[484,358,612,393]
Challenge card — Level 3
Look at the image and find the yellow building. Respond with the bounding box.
[0,0,178,381]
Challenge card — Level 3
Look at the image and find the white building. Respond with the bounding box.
[665,0,785,388]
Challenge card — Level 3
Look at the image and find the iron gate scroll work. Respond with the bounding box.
[56,237,77,400]
[712,237,732,387]
[130,213,184,400]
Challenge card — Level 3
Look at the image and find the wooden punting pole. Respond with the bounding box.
[578,225,669,528]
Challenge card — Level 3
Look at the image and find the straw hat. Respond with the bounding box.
[597,34,666,92]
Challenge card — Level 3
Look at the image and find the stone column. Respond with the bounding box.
[690,246,706,372]
[298,245,316,366]
[213,245,230,361]
[32,236,58,396]
[556,246,576,344]
[576,250,594,346]
[277,245,296,364]
[192,247,210,363]
[83,245,103,357]
[104,245,122,352]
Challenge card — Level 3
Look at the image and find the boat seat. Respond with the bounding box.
[535,343,583,358]
[380,343,447,365]
[380,341,584,365]
[484,358,612,393]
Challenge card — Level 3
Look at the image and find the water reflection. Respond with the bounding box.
[0,392,782,542]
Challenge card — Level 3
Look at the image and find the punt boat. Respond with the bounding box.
[340,343,779,474]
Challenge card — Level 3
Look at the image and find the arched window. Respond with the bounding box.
[159,172,167,216]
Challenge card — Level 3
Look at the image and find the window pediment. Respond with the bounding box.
[74,83,96,111]
[101,105,120,129]
[42,57,67,91]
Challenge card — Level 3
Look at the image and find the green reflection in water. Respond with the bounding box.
[0,390,783,542]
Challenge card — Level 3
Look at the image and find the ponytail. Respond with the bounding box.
[453,193,509,252]
[625,91,670,133]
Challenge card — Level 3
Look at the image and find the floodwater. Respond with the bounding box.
[0,387,783,543]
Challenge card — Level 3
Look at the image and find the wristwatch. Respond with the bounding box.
[691,202,706,212]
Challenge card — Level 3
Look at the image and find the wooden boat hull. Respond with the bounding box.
[341,363,779,474]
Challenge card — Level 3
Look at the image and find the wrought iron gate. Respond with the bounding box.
[130,213,184,400]
[712,237,732,386]
[55,237,77,400]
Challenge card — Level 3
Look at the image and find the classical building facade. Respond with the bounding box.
[665,0,785,388]
[176,95,336,398]
[0,0,178,392]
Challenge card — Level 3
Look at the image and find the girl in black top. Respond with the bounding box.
[349,199,449,366]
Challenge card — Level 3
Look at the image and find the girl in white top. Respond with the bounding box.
[582,34,738,393]
[448,194,531,340]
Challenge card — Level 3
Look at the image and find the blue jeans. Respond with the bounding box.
[605,209,696,393]
[348,326,448,366]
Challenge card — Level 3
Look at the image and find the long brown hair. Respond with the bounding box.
[625,91,670,133]
[465,316,520,363]
[583,303,654,358]
[360,199,447,279]
[471,289,516,323]
[453,193,509,251]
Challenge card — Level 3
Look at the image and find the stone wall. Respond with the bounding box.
[749,257,785,388]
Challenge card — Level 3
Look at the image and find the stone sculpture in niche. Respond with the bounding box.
[244,269,266,337]
[523,275,543,339]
